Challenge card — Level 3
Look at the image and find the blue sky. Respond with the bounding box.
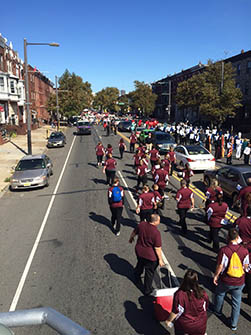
[1,0,250,93]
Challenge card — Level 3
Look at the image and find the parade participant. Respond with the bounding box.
[176,179,194,234]
[243,142,251,165]
[149,146,160,168]
[168,146,176,176]
[108,178,124,236]
[235,134,242,160]
[135,159,148,191]
[152,184,164,213]
[207,194,229,252]
[129,214,164,296]
[234,206,251,305]
[166,269,209,335]
[95,142,105,167]
[129,133,137,152]
[235,178,251,216]
[180,163,194,187]
[133,149,142,169]
[106,122,110,136]
[226,137,234,165]
[189,131,195,145]
[154,163,169,200]
[145,133,153,152]
[137,142,146,155]
[105,144,113,159]
[161,153,171,175]
[205,178,223,208]
[213,228,249,331]
[136,185,156,222]
[103,153,117,186]
[119,138,127,159]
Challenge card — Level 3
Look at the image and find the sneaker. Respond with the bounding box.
[164,194,169,199]
[231,326,237,331]
[116,231,120,236]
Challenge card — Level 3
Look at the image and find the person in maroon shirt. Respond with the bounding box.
[149,146,160,168]
[207,194,229,252]
[103,153,117,186]
[235,178,251,215]
[168,146,176,176]
[205,178,223,207]
[129,214,164,295]
[154,163,169,209]
[179,163,194,187]
[95,142,105,167]
[108,178,124,236]
[234,205,251,305]
[129,133,137,152]
[176,179,194,234]
[213,228,249,331]
[105,144,113,159]
[152,184,163,214]
[136,185,156,222]
[133,150,142,169]
[166,269,209,335]
[135,159,148,192]
[161,153,171,175]
[119,138,127,159]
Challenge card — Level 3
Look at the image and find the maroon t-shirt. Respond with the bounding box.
[155,168,168,189]
[237,185,251,209]
[234,216,251,248]
[206,186,223,202]
[106,147,113,155]
[96,145,105,156]
[119,142,126,150]
[108,186,124,208]
[138,192,155,210]
[149,149,159,161]
[207,202,228,228]
[130,134,137,144]
[217,243,249,286]
[168,151,176,162]
[161,159,170,173]
[134,153,142,166]
[176,187,193,209]
[137,165,147,176]
[105,158,116,171]
[172,289,209,335]
[134,221,162,261]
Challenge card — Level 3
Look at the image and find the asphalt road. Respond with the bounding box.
[0,125,250,335]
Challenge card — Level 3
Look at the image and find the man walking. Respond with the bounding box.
[129,133,137,153]
[108,178,124,236]
[213,228,249,331]
[103,153,117,186]
[129,214,165,295]
[176,179,194,234]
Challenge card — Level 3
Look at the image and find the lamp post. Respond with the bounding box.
[24,39,59,155]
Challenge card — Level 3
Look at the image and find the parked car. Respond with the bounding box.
[47,131,66,148]
[175,145,215,171]
[135,126,145,138]
[117,120,132,132]
[10,154,53,190]
[75,121,92,135]
[203,165,251,207]
[152,131,176,154]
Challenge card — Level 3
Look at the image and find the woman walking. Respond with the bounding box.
[95,142,105,167]
[119,138,127,159]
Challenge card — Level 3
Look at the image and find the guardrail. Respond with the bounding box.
[0,307,90,334]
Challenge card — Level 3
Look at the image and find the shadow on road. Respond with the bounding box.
[104,253,135,284]
[89,212,113,232]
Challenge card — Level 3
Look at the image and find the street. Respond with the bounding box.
[0,125,250,335]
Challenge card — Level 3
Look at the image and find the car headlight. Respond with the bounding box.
[34,176,47,181]
[10,178,19,183]
[158,144,163,147]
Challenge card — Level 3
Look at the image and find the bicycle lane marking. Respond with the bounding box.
[117,169,180,287]
[9,134,77,312]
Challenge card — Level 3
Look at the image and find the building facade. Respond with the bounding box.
[0,34,25,125]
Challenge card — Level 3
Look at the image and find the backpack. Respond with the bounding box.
[112,186,122,202]
[226,246,245,278]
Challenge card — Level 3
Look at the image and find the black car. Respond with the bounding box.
[76,121,92,135]
[47,131,66,148]
[203,165,251,207]
[152,131,176,154]
[118,120,132,132]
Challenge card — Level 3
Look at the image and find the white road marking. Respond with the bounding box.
[9,135,76,312]
[117,170,180,287]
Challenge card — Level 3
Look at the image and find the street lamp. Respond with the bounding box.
[24,38,59,155]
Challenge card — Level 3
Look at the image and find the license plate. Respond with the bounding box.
[23,182,31,187]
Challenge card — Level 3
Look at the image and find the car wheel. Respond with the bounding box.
[204,176,210,187]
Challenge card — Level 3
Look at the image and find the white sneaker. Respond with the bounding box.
[116,231,120,236]
[164,194,169,199]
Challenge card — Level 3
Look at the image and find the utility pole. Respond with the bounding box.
[24,38,32,155]
[55,75,59,130]
[168,80,171,122]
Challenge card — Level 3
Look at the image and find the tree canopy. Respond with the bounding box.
[128,81,157,116]
[176,62,242,124]
[47,69,93,118]
[93,87,120,112]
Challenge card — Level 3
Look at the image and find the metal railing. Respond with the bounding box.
[0,307,90,334]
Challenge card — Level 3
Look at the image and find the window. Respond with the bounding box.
[236,64,241,75]
[0,77,4,91]
[247,61,251,74]
[0,54,3,71]
[245,81,249,95]
[10,81,15,93]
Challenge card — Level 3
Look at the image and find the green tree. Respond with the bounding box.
[176,62,242,125]
[129,81,157,116]
[47,69,93,119]
[93,87,120,112]
[118,94,130,114]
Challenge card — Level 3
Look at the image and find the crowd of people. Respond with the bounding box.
[93,117,251,334]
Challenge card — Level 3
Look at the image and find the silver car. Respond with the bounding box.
[10,154,53,190]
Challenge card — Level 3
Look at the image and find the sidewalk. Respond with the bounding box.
[0,125,53,196]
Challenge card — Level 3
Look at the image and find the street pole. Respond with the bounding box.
[24,38,32,155]
[55,75,59,130]
[168,80,171,122]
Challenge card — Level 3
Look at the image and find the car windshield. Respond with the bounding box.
[186,146,209,155]
[50,133,62,139]
[16,159,45,171]
[243,172,251,184]
[122,121,131,126]
[77,121,90,126]
[156,133,175,143]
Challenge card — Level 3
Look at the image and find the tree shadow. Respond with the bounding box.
[89,212,113,232]
[124,298,169,335]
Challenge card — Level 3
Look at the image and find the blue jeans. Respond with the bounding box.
[214,281,245,327]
